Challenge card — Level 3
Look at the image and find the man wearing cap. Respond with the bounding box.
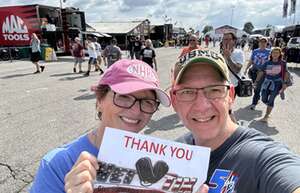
[171,48,300,193]
[71,37,84,73]
[244,37,271,110]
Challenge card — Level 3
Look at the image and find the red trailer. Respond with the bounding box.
[0,4,86,54]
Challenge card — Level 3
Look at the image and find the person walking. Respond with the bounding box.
[221,32,245,122]
[204,35,210,48]
[253,47,290,122]
[102,38,122,68]
[133,36,142,59]
[140,39,157,70]
[128,36,135,59]
[244,37,271,110]
[179,34,201,57]
[84,38,98,76]
[71,37,84,73]
[93,37,104,74]
[30,33,44,74]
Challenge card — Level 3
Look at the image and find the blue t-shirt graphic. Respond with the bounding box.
[251,48,271,70]
[261,60,286,80]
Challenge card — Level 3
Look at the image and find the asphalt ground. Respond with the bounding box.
[1,45,300,192]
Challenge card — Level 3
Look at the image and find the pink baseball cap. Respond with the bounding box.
[91,59,171,107]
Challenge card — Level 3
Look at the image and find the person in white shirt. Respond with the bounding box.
[84,38,101,76]
[93,37,104,74]
[222,32,245,122]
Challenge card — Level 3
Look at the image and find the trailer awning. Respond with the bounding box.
[81,31,111,38]
[100,33,112,37]
[91,32,103,37]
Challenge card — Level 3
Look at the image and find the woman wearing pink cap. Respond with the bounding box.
[30,59,171,193]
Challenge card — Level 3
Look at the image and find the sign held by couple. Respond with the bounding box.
[94,127,210,193]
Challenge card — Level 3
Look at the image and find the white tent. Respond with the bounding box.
[249,34,263,39]
[204,29,249,39]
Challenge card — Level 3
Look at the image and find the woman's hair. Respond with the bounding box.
[32,33,38,40]
[224,32,237,41]
[145,39,152,47]
[95,85,110,119]
[270,47,283,61]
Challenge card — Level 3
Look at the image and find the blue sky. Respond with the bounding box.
[1,0,299,31]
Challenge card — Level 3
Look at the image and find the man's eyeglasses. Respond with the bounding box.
[173,85,230,102]
[189,39,197,42]
[113,92,160,114]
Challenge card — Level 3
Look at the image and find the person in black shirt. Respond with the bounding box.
[140,39,157,71]
[252,37,259,50]
[133,36,142,59]
[128,36,135,59]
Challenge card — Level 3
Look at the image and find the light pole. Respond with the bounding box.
[163,15,171,44]
[230,5,235,26]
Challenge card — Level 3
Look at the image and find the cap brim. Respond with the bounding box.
[175,57,228,84]
[110,81,171,107]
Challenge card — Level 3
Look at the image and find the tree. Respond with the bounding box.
[202,25,213,35]
[243,22,254,34]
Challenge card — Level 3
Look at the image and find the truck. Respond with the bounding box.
[282,25,300,63]
[0,4,86,56]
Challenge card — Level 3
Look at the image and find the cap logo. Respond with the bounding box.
[178,49,225,67]
[127,63,157,82]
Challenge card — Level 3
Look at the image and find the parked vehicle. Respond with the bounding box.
[282,25,300,63]
[282,25,300,43]
[0,48,9,61]
[287,37,300,49]
[0,47,21,61]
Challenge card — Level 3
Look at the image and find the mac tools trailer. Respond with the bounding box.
[0,4,86,57]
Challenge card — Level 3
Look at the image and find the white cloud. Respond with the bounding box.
[0,0,299,31]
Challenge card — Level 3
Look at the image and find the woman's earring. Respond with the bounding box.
[96,111,102,120]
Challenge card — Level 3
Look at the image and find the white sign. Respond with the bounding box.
[94,127,211,193]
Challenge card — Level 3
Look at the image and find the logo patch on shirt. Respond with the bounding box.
[208,169,239,193]
[266,65,282,76]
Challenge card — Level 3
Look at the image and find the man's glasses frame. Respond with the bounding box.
[173,84,230,102]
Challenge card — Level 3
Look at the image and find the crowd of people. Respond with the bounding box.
[70,36,157,76]
[28,31,300,193]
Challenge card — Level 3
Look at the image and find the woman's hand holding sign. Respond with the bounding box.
[64,151,99,193]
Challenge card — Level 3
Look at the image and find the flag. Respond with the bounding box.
[289,0,297,15]
[283,0,288,18]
